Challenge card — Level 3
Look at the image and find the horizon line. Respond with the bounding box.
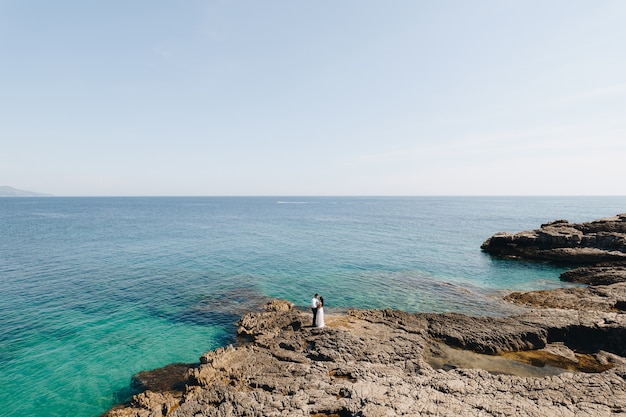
[3,194,626,198]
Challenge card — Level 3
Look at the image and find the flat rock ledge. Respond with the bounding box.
[104,297,626,417]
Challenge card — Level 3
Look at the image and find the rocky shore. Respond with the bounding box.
[104,214,626,417]
[481,214,626,273]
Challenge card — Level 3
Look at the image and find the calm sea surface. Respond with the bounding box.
[1,196,625,416]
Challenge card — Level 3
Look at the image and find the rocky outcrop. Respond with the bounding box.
[481,214,626,266]
[103,298,626,417]
[423,312,548,354]
[560,263,626,285]
[482,214,626,289]
[505,282,626,312]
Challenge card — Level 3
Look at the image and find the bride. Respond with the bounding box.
[315,296,325,328]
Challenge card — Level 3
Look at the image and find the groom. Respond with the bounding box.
[311,293,320,327]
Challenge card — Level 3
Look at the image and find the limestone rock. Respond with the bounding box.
[103,301,626,417]
[505,282,626,311]
[481,214,626,285]
[424,312,548,354]
[561,264,626,285]
[103,391,179,417]
[481,214,626,266]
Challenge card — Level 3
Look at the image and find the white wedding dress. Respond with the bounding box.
[315,306,325,328]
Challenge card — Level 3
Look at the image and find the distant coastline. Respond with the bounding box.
[0,186,52,197]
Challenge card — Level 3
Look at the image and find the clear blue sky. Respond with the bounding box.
[1,1,625,196]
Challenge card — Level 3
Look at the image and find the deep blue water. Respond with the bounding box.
[1,196,625,417]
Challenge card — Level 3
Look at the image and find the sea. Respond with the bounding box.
[1,196,625,417]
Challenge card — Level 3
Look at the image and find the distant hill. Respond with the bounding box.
[0,186,52,197]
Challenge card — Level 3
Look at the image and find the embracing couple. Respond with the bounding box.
[310,293,325,328]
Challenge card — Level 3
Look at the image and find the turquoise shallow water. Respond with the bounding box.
[1,196,625,417]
